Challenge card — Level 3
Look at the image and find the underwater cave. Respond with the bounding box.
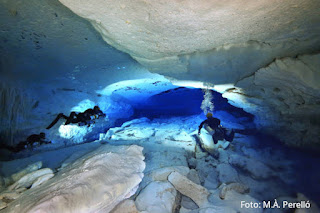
[0,0,320,212]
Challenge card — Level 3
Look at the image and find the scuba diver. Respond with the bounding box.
[77,106,106,126]
[198,112,235,144]
[5,133,51,152]
[46,106,106,129]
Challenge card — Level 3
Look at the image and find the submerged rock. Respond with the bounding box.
[204,170,219,190]
[0,200,7,210]
[148,166,190,182]
[216,163,239,184]
[58,124,93,144]
[168,171,210,207]
[219,183,250,200]
[5,161,42,186]
[8,168,53,190]
[181,195,198,210]
[31,173,54,189]
[2,145,145,213]
[187,169,201,185]
[110,199,139,213]
[135,181,178,213]
[229,154,275,179]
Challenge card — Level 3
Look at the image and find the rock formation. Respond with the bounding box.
[1,145,145,213]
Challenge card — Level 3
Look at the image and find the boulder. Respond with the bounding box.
[181,195,198,210]
[8,168,53,190]
[5,161,42,186]
[58,124,93,144]
[219,183,250,200]
[148,166,190,181]
[216,164,239,183]
[0,191,21,200]
[2,145,145,213]
[204,170,219,190]
[168,171,210,207]
[187,169,201,185]
[217,149,229,163]
[0,200,7,210]
[229,154,274,179]
[31,173,54,188]
[111,199,138,213]
[208,187,262,213]
[135,181,178,213]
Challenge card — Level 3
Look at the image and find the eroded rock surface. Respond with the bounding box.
[58,0,320,73]
[135,181,178,213]
[2,145,145,213]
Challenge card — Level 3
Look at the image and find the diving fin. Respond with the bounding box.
[46,113,64,129]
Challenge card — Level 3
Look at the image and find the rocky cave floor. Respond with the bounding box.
[0,111,319,212]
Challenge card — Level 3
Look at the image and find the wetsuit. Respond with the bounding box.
[46,106,106,129]
[198,117,235,144]
[198,117,224,144]
[198,117,221,133]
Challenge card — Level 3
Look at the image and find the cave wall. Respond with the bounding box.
[223,53,320,148]
[0,0,159,145]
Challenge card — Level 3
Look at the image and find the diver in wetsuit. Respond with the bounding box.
[83,106,106,120]
[46,106,106,129]
[13,133,51,152]
[78,106,106,126]
[198,112,235,144]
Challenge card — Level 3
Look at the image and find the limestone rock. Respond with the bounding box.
[6,161,42,186]
[187,158,197,169]
[122,117,150,128]
[179,206,191,213]
[229,154,274,179]
[31,173,54,188]
[59,149,93,170]
[0,200,7,210]
[216,164,239,183]
[187,169,201,185]
[148,166,190,181]
[208,188,262,213]
[58,124,93,144]
[219,183,250,200]
[58,0,320,75]
[168,171,210,207]
[106,126,155,141]
[232,54,320,148]
[144,150,188,173]
[0,191,21,200]
[2,145,145,213]
[8,168,53,190]
[204,170,219,190]
[217,148,229,163]
[194,159,218,185]
[169,131,193,142]
[135,181,177,213]
[111,199,138,213]
[181,195,198,210]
